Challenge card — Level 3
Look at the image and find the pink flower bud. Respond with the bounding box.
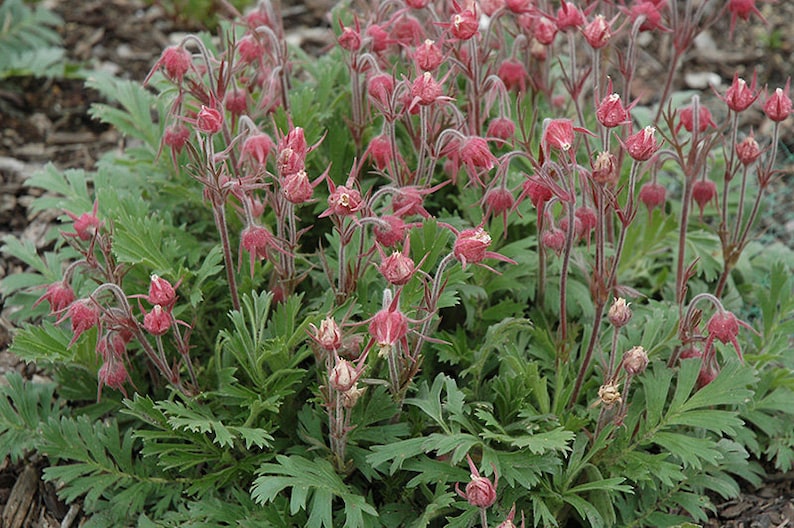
[583,15,612,49]
[366,24,390,52]
[241,133,275,166]
[629,1,667,32]
[148,274,176,307]
[639,182,666,213]
[596,93,629,128]
[34,281,75,314]
[532,16,558,45]
[763,80,792,122]
[224,88,247,115]
[379,251,416,286]
[608,297,633,328]
[541,227,566,256]
[98,357,129,398]
[65,299,100,344]
[575,206,597,235]
[374,215,407,248]
[692,179,717,216]
[329,358,357,392]
[367,73,395,108]
[543,118,575,152]
[196,105,223,135]
[497,59,528,93]
[160,46,191,81]
[505,0,531,14]
[591,151,619,186]
[678,345,703,361]
[369,292,409,347]
[622,346,649,375]
[65,201,102,241]
[487,117,516,141]
[456,454,498,509]
[459,136,497,172]
[237,35,264,63]
[677,104,716,134]
[367,135,393,170]
[277,127,308,177]
[723,73,759,112]
[624,126,661,162]
[556,1,585,31]
[282,170,314,204]
[164,124,191,152]
[735,134,761,166]
[313,317,342,352]
[484,187,515,218]
[706,310,748,360]
[143,304,171,336]
[414,39,443,72]
[697,362,718,388]
[521,176,553,208]
[453,227,491,267]
[338,25,362,51]
[241,224,289,273]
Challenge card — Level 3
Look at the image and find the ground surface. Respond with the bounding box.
[0,0,792,526]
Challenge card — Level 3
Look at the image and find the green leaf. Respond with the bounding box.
[0,373,60,463]
[252,455,378,528]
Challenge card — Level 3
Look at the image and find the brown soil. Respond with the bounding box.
[0,0,791,526]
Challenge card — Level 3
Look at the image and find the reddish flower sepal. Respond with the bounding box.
[448,224,517,271]
[704,309,753,361]
[455,454,498,509]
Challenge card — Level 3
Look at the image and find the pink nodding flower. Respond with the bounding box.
[338,19,362,51]
[410,71,445,108]
[368,290,409,348]
[728,0,766,37]
[378,246,417,286]
[518,176,554,209]
[452,226,516,269]
[763,79,792,122]
[692,179,717,217]
[542,118,575,152]
[240,224,290,275]
[705,309,752,361]
[541,227,566,256]
[639,182,666,213]
[147,274,176,308]
[34,281,75,314]
[143,304,171,336]
[196,105,223,135]
[624,126,661,162]
[366,24,391,53]
[483,186,515,233]
[456,454,498,509]
[391,184,448,218]
[282,170,316,205]
[414,39,444,72]
[374,215,408,248]
[64,200,102,241]
[367,73,395,109]
[163,124,190,153]
[365,135,393,170]
[457,136,497,183]
[61,298,100,346]
[329,358,359,392]
[583,14,613,49]
[676,104,717,134]
[487,117,516,141]
[391,15,425,48]
[497,59,528,93]
[310,317,343,352]
[97,356,129,399]
[152,46,192,82]
[736,134,761,166]
[237,35,264,63]
[532,16,558,45]
[721,72,759,113]
[628,0,668,32]
[224,88,247,115]
[556,1,585,31]
[597,92,630,129]
[241,133,275,166]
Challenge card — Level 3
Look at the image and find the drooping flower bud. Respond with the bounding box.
[608,297,633,328]
[542,118,575,152]
[450,8,479,40]
[583,14,612,49]
[532,16,558,45]
[367,73,395,109]
[596,93,629,128]
[34,281,75,314]
[160,46,192,81]
[224,88,247,115]
[522,176,553,208]
[196,105,223,135]
[456,454,498,509]
[487,117,516,141]
[98,356,129,399]
[282,170,314,205]
[163,124,191,152]
[64,201,102,241]
[497,59,528,92]
[329,358,357,392]
[453,227,491,267]
[414,39,443,72]
[143,304,171,336]
[692,179,717,216]
[368,290,409,348]
[736,134,761,166]
[313,317,343,352]
[639,182,666,213]
[591,151,619,186]
[677,104,716,134]
[65,298,100,344]
[374,215,407,248]
[241,133,275,166]
[410,72,443,107]
[338,25,362,51]
[379,250,416,286]
[555,1,585,31]
[622,345,649,375]
[706,310,748,360]
[541,227,566,256]
[237,35,264,63]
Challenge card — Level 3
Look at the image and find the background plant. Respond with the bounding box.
[1,0,793,527]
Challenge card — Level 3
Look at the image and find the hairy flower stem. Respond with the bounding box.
[330,390,348,471]
[212,202,241,312]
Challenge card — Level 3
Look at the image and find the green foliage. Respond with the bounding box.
[0,0,65,78]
